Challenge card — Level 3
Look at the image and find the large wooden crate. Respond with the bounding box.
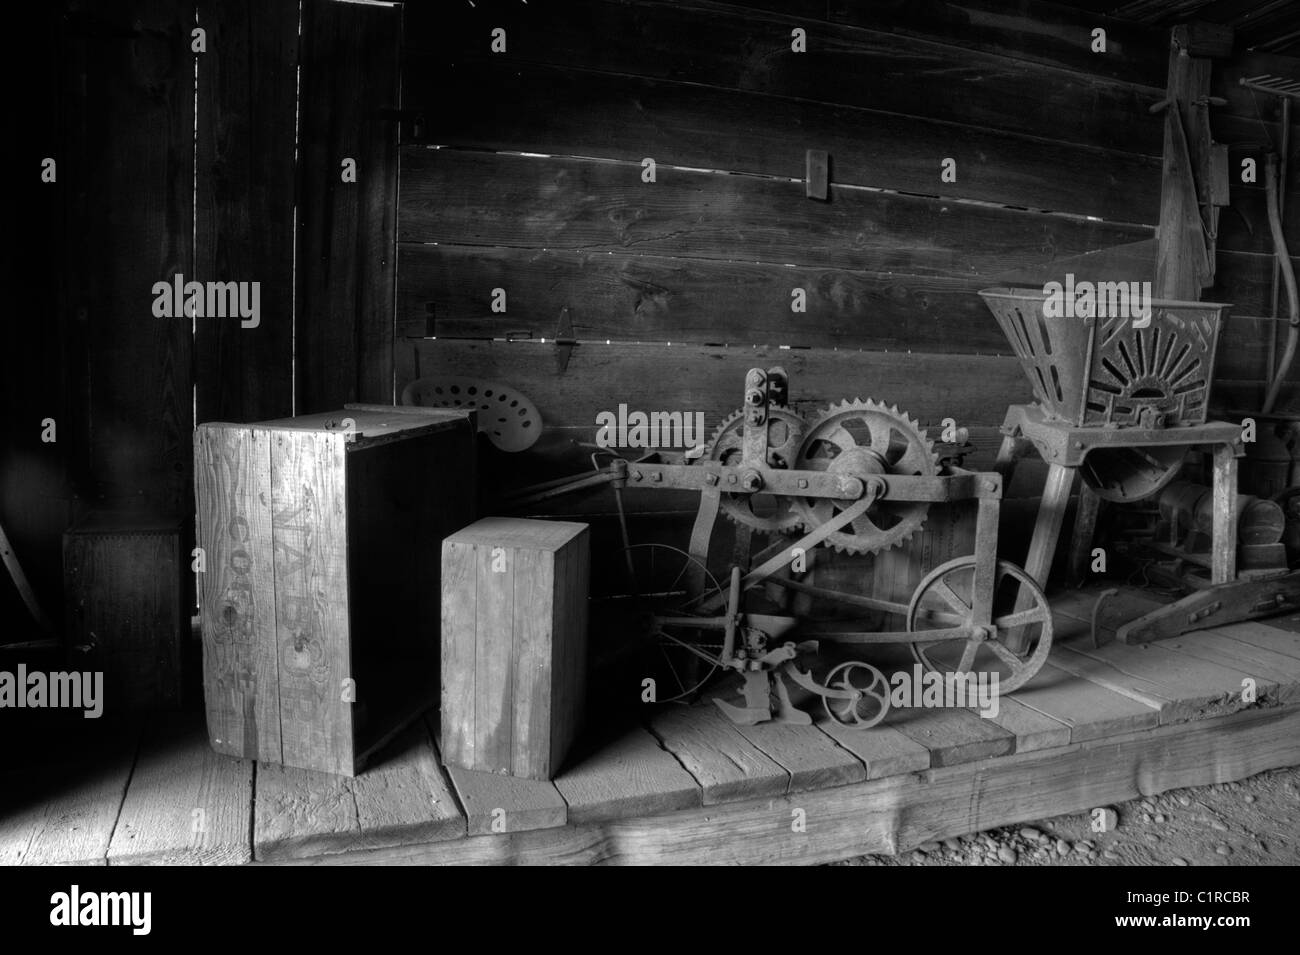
[441,517,590,780]
[194,405,476,776]
[63,513,188,711]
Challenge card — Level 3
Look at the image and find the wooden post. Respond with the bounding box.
[1023,464,1076,591]
[1212,444,1239,584]
[1007,463,1075,652]
[1154,24,1232,299]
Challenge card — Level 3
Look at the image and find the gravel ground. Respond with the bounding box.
[832,765,1300,866]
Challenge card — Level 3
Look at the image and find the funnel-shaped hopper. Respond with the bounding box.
[979,287,1228,429]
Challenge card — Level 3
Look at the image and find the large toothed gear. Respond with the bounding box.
[704,406,808,533]
[792,399,937,554]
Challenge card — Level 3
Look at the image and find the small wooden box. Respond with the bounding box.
[195,404,476,776]
[63,514,188,711]
[441,517,589,780]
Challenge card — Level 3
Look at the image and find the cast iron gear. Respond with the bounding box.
[791,399,937,554]
[704,406,807,533]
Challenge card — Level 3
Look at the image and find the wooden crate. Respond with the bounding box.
[63,514,188,711]
[194,405,476,776]
[442,517,590,780]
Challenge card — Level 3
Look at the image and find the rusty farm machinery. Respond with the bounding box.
[501,365,1054,730]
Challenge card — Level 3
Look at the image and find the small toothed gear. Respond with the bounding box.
[704,406,807,533]
[792,399,937,554]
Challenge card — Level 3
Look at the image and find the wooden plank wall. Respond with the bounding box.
[1,4,77,635]
[395,0,1300,505]
[2,0,401,638]
[390,0,1131,497]
[1206,47,1300,412]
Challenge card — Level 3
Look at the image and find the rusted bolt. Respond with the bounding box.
[704,473,719,486]
[631,470,644,481]
[739,470,763,492]
[650,471,662,483]
[797,478,809,489]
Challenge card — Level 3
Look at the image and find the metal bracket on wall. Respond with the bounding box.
[805,149,829,201]
[553,306,576,373]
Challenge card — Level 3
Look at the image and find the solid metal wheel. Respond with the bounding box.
[821,660,891,729]
[907,557,1053,695]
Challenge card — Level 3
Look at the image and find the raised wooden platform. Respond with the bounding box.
[6,586,1300,866]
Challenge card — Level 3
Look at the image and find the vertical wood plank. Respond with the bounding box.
[271,429,353,775]
[195,425,281,762]
[297,0,401,412]
[512,548,552,778]
[83,0,194,514]
[0,3,74,632]
[1155,44,1213,299]
[194,0,298,423]
[1212,445,1238,584]
[441,539,478,769]
[475,543,514,774]
[555,530,589,773]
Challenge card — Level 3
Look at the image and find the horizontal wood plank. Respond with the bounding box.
[826,0,1168,86]
[402,0,1163,154]
[649,704,790,804]
[887,706,1016,766]
[1007,660,1161,742]
[553,724,702,823]
[444,765,569,835]
[400,340,1035,438]
[818,720,934,779]
[399,150,1153,277]
[398,244,1010,351]
[400,62,1162,222]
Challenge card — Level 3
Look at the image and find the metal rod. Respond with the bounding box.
[763,575,916,618]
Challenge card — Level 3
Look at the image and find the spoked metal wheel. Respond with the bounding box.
[620,544,727,703]
[907,557,1053,695]
[821,660,891,729]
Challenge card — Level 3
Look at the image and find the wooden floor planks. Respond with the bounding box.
[0,718,139,866]
[278,705,1300,866]
[108,714,252,866]
[1001,661,1159,741]
[649,704,789,804]
[254,720,463,862]
[7,589,1300,865]
[553,724,701,823]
